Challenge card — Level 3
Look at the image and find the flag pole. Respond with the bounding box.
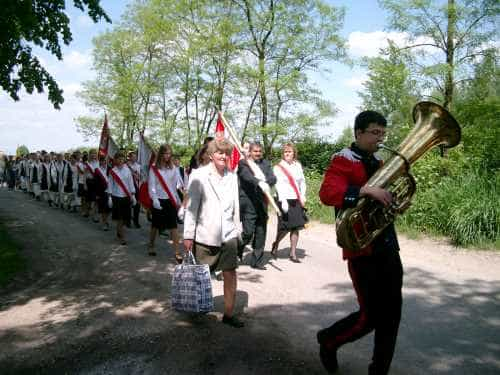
[216,108,281,217]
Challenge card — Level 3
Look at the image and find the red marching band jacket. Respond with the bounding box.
[319,147,383,260]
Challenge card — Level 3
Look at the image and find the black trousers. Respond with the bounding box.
[323,250,403,375]
[239,200,267,267]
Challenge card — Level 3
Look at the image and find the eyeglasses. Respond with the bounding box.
[364,129,386,138]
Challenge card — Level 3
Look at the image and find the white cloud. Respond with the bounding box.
[348,31,408,58]
[343,74,367,89]
[63,50,92,69]
[348,31,437,58]
[75,14,94,28]
[0,87,95,155]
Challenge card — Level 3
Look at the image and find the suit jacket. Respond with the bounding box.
[184,164,241,247]
[237,158,276,217]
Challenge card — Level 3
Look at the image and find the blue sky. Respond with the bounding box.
[1,0,400,155]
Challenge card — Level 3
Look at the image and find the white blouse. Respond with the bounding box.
[107,165,135,197]
[273,160,307,201]
[148,165,182,204]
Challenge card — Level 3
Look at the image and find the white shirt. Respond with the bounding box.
[85,160,98,180]
[217,167,239,243]
[127,161,140,188]
[273,160,307,201]
[148,165,182,204]
[107,165,136,198]
[76,161,86,183]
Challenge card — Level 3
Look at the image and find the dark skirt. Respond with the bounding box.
[96,194,111,214]
[277,199,307,232]
[77,183,85,198]
[112,196,131,222]
[86,178,97,202]
[151,198,177,231]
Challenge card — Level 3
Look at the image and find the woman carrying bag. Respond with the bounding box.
[271,143,308,263]
[183,139,244,328]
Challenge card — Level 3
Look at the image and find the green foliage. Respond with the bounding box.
[0,1,110,109]
[0,224,25,287]
[304,169,335,224]
[295,138,343,173]
[398,170,500,248]
[15,145,29,157]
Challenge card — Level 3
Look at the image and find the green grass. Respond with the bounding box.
[0,223,25,287]
[305,167,500,250]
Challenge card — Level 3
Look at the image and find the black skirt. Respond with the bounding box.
[86,178,97,202]
[96,194,111,214]
[112,196,131,222]
[277,199,307,232]
[151,198,178,231]
[77,183,85,198]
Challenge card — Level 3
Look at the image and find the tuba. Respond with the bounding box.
[336,101,461,252]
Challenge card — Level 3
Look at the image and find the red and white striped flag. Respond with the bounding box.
[215,113,241,170]
[137,132,156,208]
[98,114,118,159]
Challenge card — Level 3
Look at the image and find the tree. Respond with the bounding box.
[379,0,499,110]
[0,0,110,109]
[359,43,419,146]
[234,0,346,155]
[16,145,29,157]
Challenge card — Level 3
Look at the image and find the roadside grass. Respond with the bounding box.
[305,169,499,250]
[0,223,24,287]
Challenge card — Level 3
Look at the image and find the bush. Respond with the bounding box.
[304,169,335,224]
[398,170,500,248]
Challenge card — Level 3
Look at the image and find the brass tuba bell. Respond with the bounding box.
[335,101,461,252]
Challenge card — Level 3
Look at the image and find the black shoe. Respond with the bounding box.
[319,345,338,373]
[289,256,301,263]
[222,315,245,328]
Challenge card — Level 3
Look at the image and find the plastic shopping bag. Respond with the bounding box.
[171,251,213,313]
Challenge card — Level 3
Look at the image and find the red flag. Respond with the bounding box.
[98,114,110,158]
[215,113,241,170]
[98,114,119,165]
[137,132,156,208]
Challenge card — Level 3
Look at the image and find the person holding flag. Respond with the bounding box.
[147,144,183,261]
[107,151,136,245]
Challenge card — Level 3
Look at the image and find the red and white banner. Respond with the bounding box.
[137,132,156,208]
[98,114,119,160]
[215,113,241,171]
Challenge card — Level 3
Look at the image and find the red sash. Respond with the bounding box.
[277,163,304,207]
[151,165,178,210]
[127,164,139,189]
[84,162,94,176]
[94,167,108,188]
[77,164,84,175]
[109,169,131,198]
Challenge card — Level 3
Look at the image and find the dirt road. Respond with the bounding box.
[1,188,499,374]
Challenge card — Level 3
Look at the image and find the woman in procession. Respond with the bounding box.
[94,155,111,231]
[107,151,136,245]
[271,143,308,263]
[183,138,244,328]
[147,144,183,261]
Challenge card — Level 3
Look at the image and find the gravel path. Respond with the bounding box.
[1,188,499,374]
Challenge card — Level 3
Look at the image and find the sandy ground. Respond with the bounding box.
[0,187,499,375]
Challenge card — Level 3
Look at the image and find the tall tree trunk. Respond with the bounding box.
[258,52,269,155]
[443,0,455,110]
